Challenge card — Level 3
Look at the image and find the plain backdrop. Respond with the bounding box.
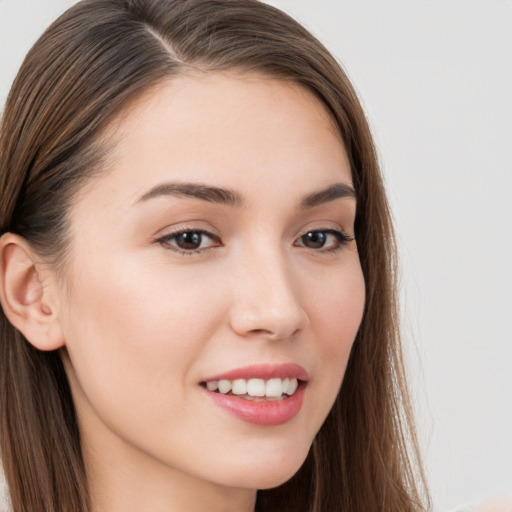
[1,1,511,511]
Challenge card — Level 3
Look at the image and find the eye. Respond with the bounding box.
[156,229,221,253]
[295,229,353,252]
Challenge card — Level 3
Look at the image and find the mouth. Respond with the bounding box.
[200,364,308,426]
[200,377,301,401]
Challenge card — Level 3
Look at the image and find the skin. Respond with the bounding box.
[1,73,366,511]
[475,497,512,512]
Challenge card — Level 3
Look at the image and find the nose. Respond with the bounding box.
[228,249,309,341]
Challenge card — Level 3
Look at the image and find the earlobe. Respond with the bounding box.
[0,233,65,351]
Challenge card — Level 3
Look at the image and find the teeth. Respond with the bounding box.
[218,380,231,394]
[247,378,265,396]
[265,378,283,397]
[206,380,219,391]
[204,377,299,398]
[287,378,298,395]
[231,379,247,395]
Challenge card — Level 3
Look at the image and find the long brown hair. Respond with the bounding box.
[0,1,430,511]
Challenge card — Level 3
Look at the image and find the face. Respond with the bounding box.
[56,73,365,499]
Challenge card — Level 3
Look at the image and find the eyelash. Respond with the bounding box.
[155,228,221,256]
[294,229,353,253]
[154,227,354,256]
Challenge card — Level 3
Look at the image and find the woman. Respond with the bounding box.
[0,0,429,511]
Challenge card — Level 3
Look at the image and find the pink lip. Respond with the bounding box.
[200,363,308,426]
[202,363,309,382]
[201,383,306,426]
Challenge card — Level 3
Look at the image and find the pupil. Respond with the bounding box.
[177,232,201,249]
[303,231,326,248]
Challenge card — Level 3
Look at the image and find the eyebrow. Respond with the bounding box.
[135,181,356,209]
[135,182,244,207]
[299,183,356,209]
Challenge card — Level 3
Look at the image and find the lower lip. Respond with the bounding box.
[201,383,306,426]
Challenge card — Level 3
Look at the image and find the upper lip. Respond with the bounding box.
[202,363,309,383]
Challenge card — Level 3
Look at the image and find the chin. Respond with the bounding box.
[217,446,310,490]
[227,468,301,491]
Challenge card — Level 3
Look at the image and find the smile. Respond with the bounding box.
[202,377,299,400]
[200,364,308,426]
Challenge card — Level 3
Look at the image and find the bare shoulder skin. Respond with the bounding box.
[475,495,512,512]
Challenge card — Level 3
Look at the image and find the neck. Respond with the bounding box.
[84,435,257,512]
[75,400,256,512]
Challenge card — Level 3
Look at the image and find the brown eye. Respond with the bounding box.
[301,231,327,249]
[175,231,203,250]
[157,229,220,253]
[296,229,353,252]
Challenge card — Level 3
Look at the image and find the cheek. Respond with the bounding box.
[309,263,365,358]
[59,254,227,421]
[297,260,365,435]
[64,250,224,349]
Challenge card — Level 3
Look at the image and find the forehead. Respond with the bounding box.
[112,71,343,143]
[75,72,351,212]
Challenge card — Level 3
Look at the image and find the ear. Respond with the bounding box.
[0,233,65,351]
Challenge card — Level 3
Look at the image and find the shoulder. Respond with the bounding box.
[455,496,512,512]
[474,497,512,512]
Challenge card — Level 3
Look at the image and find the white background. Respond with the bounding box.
[1,1,511,511]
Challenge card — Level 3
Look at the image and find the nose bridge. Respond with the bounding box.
[229,240,308,339]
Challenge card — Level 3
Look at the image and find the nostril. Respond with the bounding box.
[229,293,309,340]
[245,327,301,342]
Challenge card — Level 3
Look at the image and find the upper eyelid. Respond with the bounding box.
[155,226,352,253]
[154,229,221,255]
[156,228,220,243]
[156,225,220,239]
[295,229,353,246]
[296,226,353,241]
[156,225,349,238]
